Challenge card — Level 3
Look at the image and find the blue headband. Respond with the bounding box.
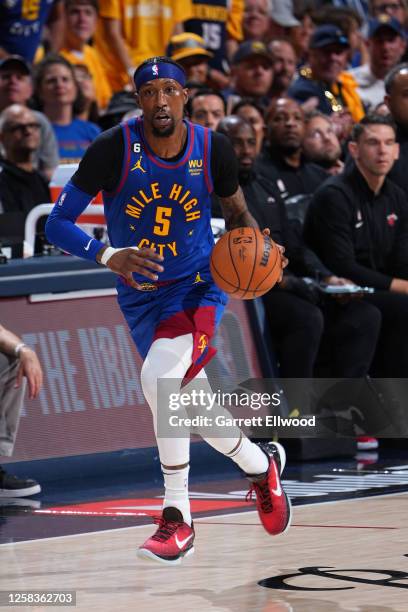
[134,61,186,90]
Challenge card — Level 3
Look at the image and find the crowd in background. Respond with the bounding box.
[1,0,408,425]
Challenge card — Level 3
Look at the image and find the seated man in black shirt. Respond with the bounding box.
[218,115,381,386]
[256,96,329,216]
[305,114,408,377]
[384,62,408,196]
[0,104,51,255]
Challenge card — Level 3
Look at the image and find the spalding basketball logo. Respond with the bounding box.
[260,237,271,267]
[152,64,159,77]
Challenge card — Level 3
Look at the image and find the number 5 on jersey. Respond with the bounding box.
[154,206,172,236]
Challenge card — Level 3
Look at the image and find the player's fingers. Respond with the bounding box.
[127,250,164,272]
[124,263,161,282]
[281,254,289,269]
[122,272,141,289]
[134,256,164,273]
[131,247,164,262]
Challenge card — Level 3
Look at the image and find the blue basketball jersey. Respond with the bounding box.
[0,0,54,62]
[103,118,215,283]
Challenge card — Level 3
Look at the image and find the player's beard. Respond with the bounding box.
[152,117,176,137]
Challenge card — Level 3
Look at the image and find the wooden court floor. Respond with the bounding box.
[0,493,407,612]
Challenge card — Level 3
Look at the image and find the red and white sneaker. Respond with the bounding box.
[357,436,379,451]
[246,441,292,536]
[137,507,195,565]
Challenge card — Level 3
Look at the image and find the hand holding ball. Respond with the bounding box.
[210,227,283,299]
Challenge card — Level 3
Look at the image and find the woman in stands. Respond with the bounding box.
[34,55,100,163]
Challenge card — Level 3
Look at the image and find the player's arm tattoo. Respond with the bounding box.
[219,187,259,230]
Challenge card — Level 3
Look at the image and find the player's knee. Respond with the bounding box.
[140,359,159,407]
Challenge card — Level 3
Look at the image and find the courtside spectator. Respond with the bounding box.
[304,114,408,377]
[0,323,43,497]
[269,0,301,39]
[231,98,266,153]
[369,0,407,24]
[269,38,298,98]
[34,55,100,162]
[303,110,344,175]
[313,6,367,68]
[227,41,274,110]
[167,33,229,90]
[0,56,58,180]
[288,24,365,122]
[287,5,315,66]
[384,62,408,193]
[0,105,51,254]
[188,88,226,130]
[73,65,99,124]
[350,15,406,110]
[243,0,270,43]
[60,0,112,109]
[256,97,328,206]
[226,0,270,62]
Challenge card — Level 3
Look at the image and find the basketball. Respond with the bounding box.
[210,227,282,299]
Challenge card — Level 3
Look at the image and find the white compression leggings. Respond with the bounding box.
[140,334,242,467]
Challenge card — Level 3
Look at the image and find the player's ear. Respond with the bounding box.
[135,92,140,106]
[183,88,189,104]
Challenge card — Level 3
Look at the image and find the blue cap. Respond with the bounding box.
[310,25,350,49]
[368,15,404,38]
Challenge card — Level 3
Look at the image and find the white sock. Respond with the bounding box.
[162,465,192,525]
[228,437,269,475]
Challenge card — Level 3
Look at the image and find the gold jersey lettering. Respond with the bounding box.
[179,190,191,204]
[139,189,153,204]
[186,211,201,222]
[137,238,178,257]
[192,4,228,21]
[184,198,198,211]
[131,196,145,208]
[125,204,141,219]
[138,238,150,249]
[167,241,178,256]
[151,182,162,199]
[169,183,183,200]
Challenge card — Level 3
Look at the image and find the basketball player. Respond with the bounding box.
[46,57,291,565]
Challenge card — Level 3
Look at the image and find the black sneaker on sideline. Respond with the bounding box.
[0,467,41,497]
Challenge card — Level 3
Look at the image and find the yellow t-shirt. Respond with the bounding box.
[94,0,193,92]
[60,45,112,110]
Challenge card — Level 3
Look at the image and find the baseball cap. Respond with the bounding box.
[232,41,274,65]
[270,0,300,27]
[310,25,350,49]
[167,33,213,62]
[0,55,31,75]
[368,15,404,38]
